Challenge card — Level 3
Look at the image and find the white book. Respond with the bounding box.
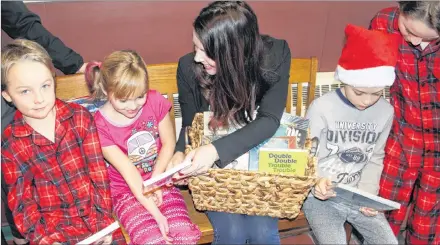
[76,221,119,245]
[76,160,192,245]
[332,183,401,211]
[142,159,192,191]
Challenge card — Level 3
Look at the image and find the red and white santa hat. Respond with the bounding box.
[335,24,400,87]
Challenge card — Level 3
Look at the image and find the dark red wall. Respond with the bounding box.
[1,1,395,72]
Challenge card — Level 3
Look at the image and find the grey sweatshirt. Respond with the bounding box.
[305,89,393,195]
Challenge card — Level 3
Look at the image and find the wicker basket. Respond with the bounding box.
[186,113,318,219]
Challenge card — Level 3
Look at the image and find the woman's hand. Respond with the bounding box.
[360,207,378,217]
[312,177,336,200]
[179,144,219,177]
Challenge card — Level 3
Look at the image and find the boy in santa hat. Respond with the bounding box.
[301,24,399,244]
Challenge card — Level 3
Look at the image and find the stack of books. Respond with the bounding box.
[248,113,310,176]
[203,111,311,175]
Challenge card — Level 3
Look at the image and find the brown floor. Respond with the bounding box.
[281,231,364,245]
[281,232,315,244]
[4,230,406,245]
[281,231,405,245]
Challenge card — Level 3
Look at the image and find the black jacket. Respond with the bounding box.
[175,36,291,167]
[1,1,84,75]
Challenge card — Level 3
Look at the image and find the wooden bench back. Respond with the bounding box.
[287,57,318,116]
[55,57,318,122]
[55,63,179,125]
[144,63,178,131]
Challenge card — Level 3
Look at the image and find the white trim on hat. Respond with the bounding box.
[334,65,396,87]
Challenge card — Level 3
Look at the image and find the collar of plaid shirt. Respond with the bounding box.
[10,99,74,143]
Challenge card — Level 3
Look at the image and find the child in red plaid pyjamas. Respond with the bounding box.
[1,40,125,244]
[370,2,440,244]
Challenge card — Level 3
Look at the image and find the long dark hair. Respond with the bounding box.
[193,1,266,130]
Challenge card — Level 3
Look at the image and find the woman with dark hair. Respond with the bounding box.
[169,1,291,244]
[369,1,440,244]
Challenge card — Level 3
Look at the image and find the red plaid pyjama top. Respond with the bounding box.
[370,7,440,172]
[1,100,118,244]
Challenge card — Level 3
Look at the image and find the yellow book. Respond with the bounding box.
[258,148,308,176]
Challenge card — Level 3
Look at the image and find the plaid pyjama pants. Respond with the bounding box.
[379,154,440,245]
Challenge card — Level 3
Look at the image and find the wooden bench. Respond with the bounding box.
[55,57,318,243]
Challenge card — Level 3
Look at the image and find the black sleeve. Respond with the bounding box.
[1,1,84,75]
[212,41,291,167]
[1,99,16,133]
[175,58,199,153]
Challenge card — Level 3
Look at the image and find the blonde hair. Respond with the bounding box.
[86,50,149,100]
[1,39,55,91]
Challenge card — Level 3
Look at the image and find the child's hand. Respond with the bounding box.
[167,152,190,186]
[93,234,112,245]
[151,188,163,207]
[313,177,336,200]
[169,152,185,168]
[144,189,159,206]
[141,198,173,244]
[360,207,378,217]
[152,212,173,244]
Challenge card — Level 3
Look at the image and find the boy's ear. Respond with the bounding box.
[2,91,12,103]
